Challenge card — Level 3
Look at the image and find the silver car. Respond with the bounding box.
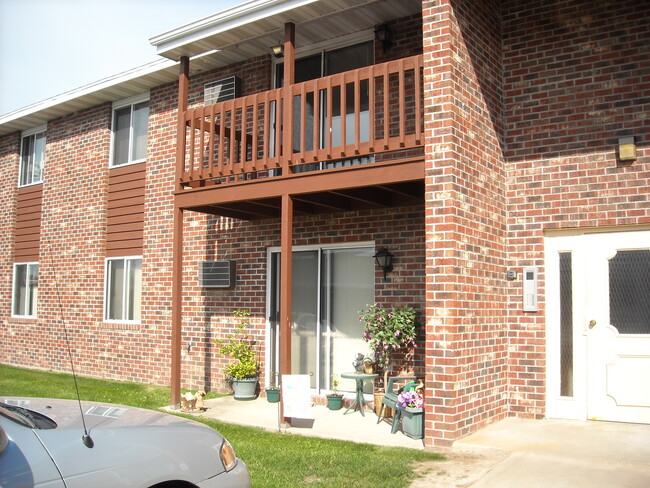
[0,397,251,488]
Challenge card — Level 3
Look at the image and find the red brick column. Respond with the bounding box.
[422,0,508,448]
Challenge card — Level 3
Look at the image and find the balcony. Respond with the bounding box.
[176,54,425,218]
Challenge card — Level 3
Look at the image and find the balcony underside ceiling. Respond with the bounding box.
[175,159,424,221]
[153,0,422,65]
[186,180,424,220]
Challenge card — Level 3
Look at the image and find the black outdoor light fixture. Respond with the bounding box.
[374,24,392,52]
[271,44,284,58]
[374,247,394,280]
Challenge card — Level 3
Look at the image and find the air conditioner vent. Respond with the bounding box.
[200,260,235,288]
[204,76,241,105]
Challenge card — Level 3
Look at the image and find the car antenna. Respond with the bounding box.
[47,244,94,448]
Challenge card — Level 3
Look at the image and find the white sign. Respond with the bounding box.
[281,374,312,419]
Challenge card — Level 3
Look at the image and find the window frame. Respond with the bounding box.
[103,256,142,323]
[109,93,150,168]
[12,262,38,318]
[18,125,47,187]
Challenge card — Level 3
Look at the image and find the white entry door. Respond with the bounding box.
[586,231,650,422]
[546,230,650,423]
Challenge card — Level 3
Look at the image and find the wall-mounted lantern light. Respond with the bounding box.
[374,247,394,280]
[271,44,284,58]
[374,24,392,52]
[618,136,637,162]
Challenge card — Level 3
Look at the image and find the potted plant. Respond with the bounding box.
[396,388,424,439]
[326,375,343,410]
[215,309,259,400]
[359,304,418,413]
[265,372,280,403]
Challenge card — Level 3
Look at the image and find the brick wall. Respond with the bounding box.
[376,13,423,63]
[177,205,426,392]
[0,133,20,365]
[1,104,112,374]
[503,0,650,417]
[423,0,508,448]
[4,1,647,449]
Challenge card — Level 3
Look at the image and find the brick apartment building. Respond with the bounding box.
[1,0,648,448]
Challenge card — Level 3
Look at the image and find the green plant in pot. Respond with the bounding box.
[215,309,259,400]
[326,375,343,410]
[359,304,418,391]
[265,372,280,403]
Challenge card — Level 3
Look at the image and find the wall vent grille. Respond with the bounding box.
[200,260,235,288]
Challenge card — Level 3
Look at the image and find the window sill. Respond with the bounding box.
[109,159,146,170]
[9,317,38,325]
[101,322,142,331]
[17,181,43,189]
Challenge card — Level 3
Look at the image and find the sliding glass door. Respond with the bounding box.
[273,41,374,169]
[268,245,374,392]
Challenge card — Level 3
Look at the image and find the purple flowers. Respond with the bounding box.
[358,304,419,372]
[397,390,424,409]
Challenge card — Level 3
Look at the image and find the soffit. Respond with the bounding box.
[0,60,176,137]
[151,0,422,63]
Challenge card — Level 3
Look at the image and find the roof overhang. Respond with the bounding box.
[0,48,232,138]
[1,0,421,138]
[150,0,421,63]
[0,60,177,137]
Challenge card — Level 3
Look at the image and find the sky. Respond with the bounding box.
[0,0,243,116]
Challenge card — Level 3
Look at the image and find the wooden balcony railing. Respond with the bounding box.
[178,54,423,188]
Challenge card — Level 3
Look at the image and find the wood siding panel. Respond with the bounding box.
[15,185,42,261]
[107,163,145,256]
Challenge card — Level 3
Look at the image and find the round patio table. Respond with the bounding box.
[341,372,379,416]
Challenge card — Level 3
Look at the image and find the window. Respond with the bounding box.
[105,257,142,322]
[12,263,38,317]
[111,95,149,167]
[19,126,46,186]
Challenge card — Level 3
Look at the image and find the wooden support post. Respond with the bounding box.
[171,57,189,407]
[279,193,293,425]
[170,206,184,407]
[283,22,295,85]
[281,22,295,172]
[176,56,189,190]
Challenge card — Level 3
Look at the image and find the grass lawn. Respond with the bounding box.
[0,364,442,487]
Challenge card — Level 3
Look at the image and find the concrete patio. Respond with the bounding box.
[179,396,650,487]
[184,394,425,450]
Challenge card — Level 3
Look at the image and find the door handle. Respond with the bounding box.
[588,319,597,329]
